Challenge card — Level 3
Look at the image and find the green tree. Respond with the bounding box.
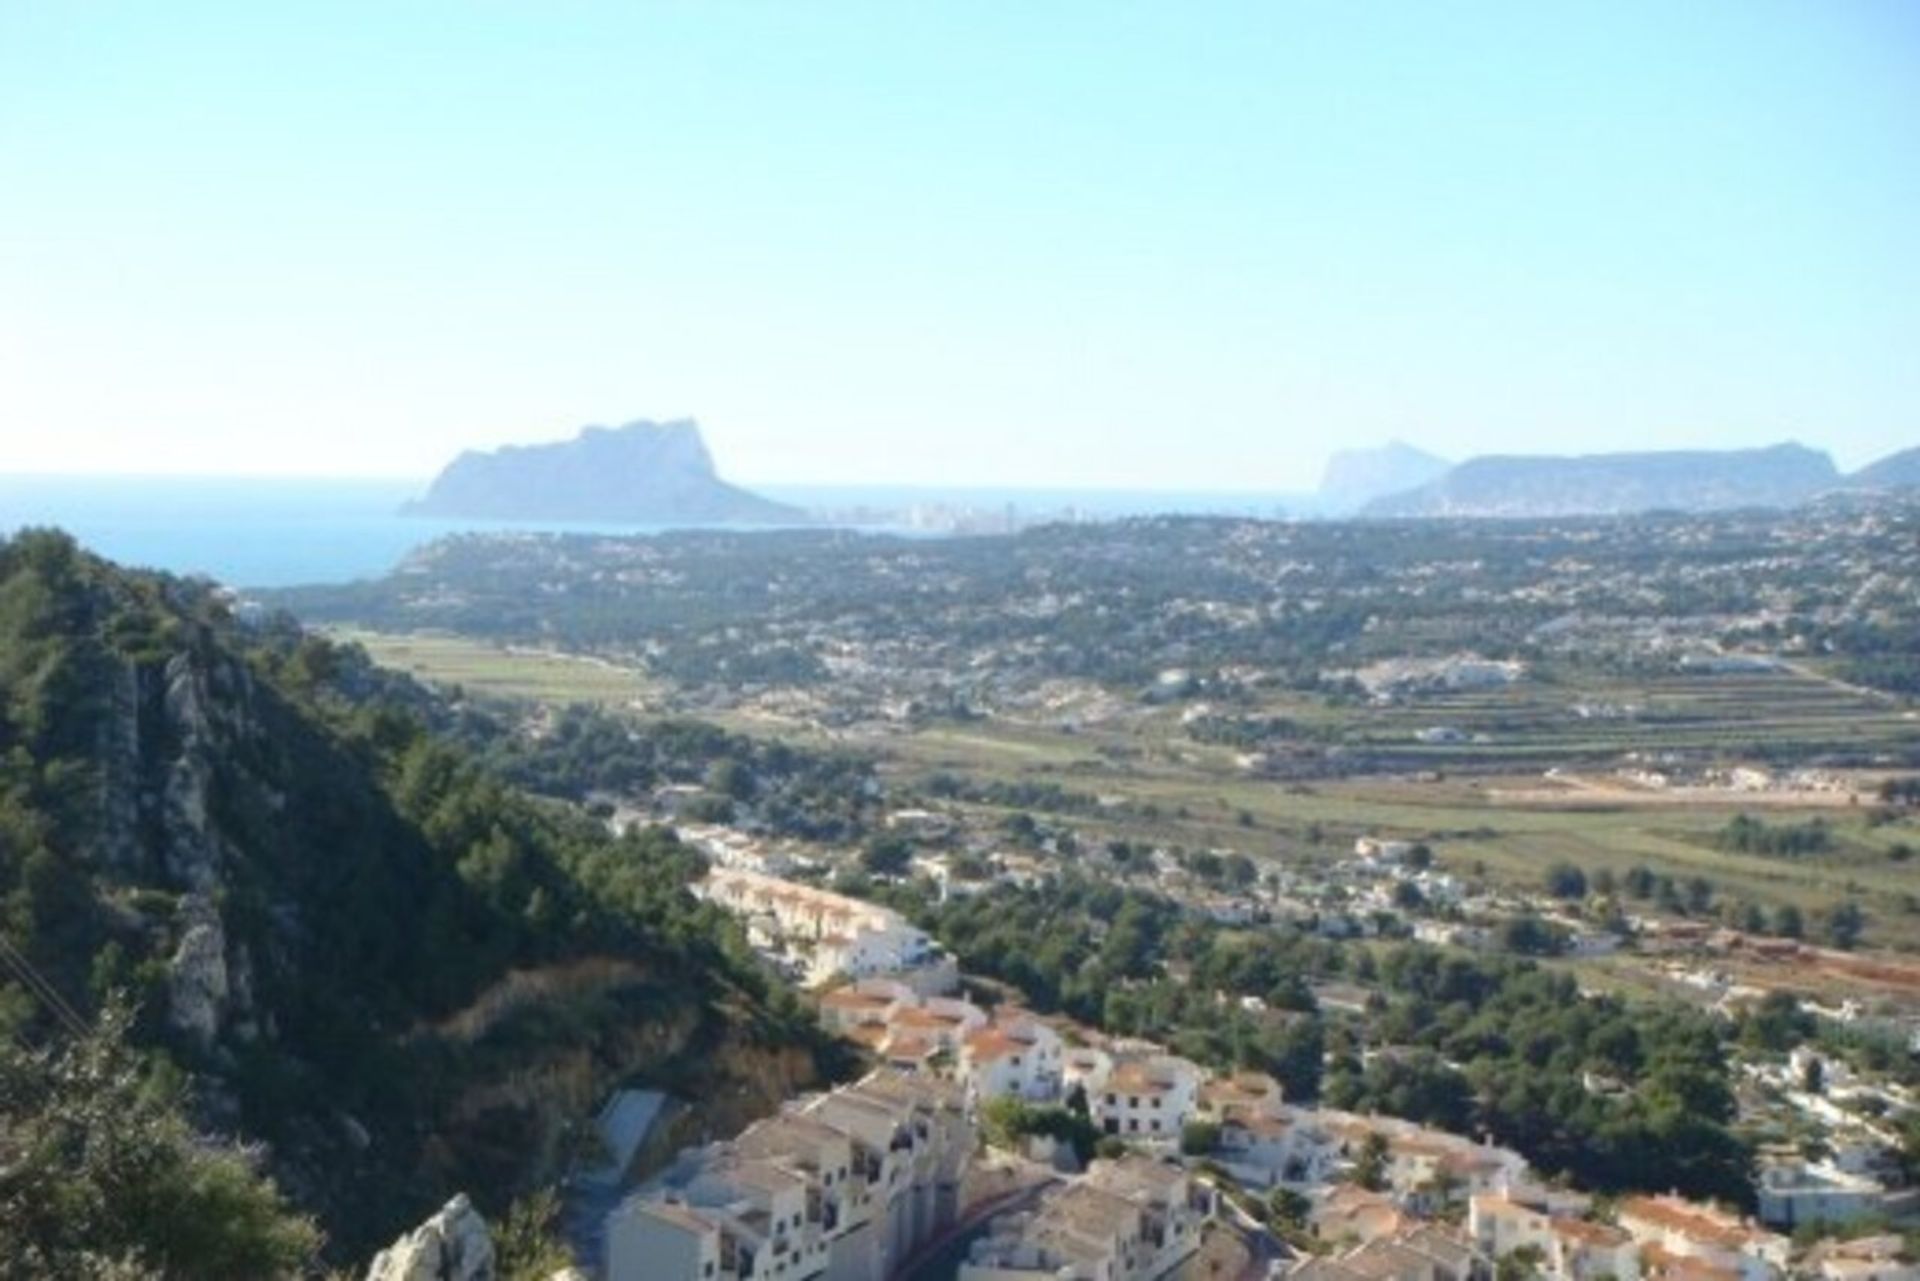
[860,835,914,877]
[1180,1121,1221,1156]
[1544,862,1588,899]
[493,1190,574,1281]
[0,1004,320,1278]
[1353,1131,1391,1191]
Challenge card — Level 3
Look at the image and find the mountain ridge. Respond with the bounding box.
[1361,442,1843,518]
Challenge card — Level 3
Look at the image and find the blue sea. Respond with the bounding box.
[0,476,1305,589]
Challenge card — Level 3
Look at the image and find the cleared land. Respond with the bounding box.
[325,627,659,706]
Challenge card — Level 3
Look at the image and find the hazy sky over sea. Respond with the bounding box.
[3,2,1916,489]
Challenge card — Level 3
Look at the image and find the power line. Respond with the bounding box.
[0,932,90,1039]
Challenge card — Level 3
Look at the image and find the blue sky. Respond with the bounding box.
[2,2,1915,489]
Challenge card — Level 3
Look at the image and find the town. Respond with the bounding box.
[565,803,1920,1281]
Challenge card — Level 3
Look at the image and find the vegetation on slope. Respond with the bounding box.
[0,529,834,1271]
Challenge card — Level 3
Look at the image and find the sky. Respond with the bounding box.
[2,2,1917,491]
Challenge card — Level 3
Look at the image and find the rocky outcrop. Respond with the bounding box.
[166,896,229,1048]
[402,419,805,525]
[365,1195,496,1281]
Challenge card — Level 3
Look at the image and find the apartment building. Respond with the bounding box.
[1078,1053,1203,1143]
[606,1070,975,1281]
[1286,1224,1483,1281]
[697,867,954,990]
[959,1010,1064,1102]
[1616,1195,1789,1281]
[1469,1192,1638,1281]
[959,1156,1213,1281]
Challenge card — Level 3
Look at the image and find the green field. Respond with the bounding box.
[874,674,1920,951]
[335,626,1920,950]
[325,627,659,706]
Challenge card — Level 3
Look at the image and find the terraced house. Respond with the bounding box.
[958,1155,1214,1281]
[607,1070,975,1281]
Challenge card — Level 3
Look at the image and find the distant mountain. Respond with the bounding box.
[403,418,805,524]
[1317,441,1451,511]
[1848,446,1920,491]
[1363,442,1839,518]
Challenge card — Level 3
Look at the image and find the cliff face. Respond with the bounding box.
[1364,442,1839,518]
[403,419,805,525]
[0,531,836,1263]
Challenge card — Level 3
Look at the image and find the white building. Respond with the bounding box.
[958,1156,1212,1281]
[1470,1191,1639,1281]
[698,867,954,991]
[1081,1053,1204,1145]
[1616,1195,1788,1281]
[1801,1236,1920,1281]
[1755,1158,1904,1230]
[960,1011,1064,1102]
[608,1070,975,1281]
[1286,1224,1482,1281]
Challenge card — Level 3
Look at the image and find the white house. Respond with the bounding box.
[960,1011,1064,1102]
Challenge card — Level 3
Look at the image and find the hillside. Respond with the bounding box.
[1364,442,1839,517]
[1849,445,1920,491]
[402,419,805,524]
[0,530,834,1271]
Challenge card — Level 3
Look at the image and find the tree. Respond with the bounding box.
[860,835,914,877]
[1353,1131,1391,1191]
[0,1004,320,1278]
[1823,902,1865,951]
[1497,1246,1546,1281]
[1544,862,1588,900]
[1181,1121,1221,1156]
[493,1190,573,1281]
[1773,903,1805,939]
[1499,915,1565,957]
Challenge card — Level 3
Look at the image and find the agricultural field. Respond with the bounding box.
[324,627,661,707]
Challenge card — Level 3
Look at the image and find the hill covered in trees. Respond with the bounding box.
[0,530,837,1273]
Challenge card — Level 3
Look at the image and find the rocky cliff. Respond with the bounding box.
[0,530,837,1267]
[402,419,805,524]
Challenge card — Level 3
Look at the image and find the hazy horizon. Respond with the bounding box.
[5,3,1916,489]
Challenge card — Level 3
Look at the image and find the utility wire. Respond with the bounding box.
[0,932,90,1039]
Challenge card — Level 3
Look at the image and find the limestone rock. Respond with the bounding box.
[365,1194,495,1281]
[166,897,229,1048]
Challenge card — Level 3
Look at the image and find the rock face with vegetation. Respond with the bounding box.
[401,419,805,524]
[0,530,835,1273]
[365,1195,495,1281]
[1364,441,1839,517]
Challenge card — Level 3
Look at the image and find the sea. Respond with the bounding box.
[0,475,1305,590]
